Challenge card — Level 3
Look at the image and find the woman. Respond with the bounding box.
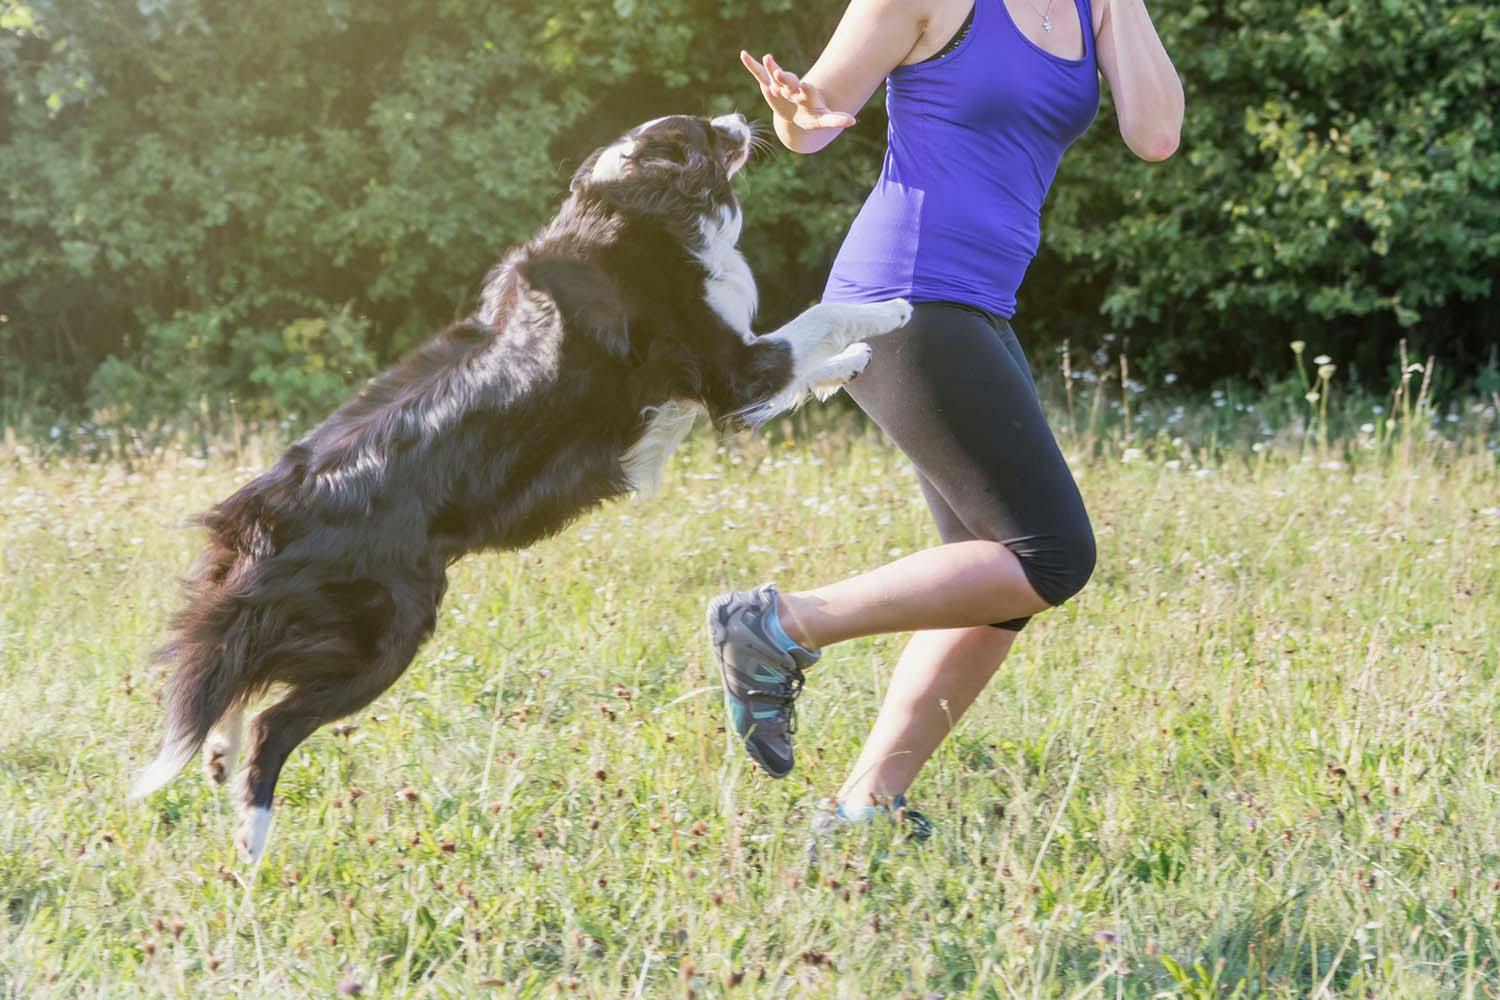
[710,0,1183,834]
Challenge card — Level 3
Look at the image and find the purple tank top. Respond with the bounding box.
[823,0,1099,318]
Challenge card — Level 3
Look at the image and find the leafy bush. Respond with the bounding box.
[1046,0,1499,380]
[1,0,1496,426]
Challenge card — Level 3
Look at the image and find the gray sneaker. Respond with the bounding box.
[708,584,820,778]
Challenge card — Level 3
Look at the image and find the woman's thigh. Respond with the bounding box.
[844,301,1096,616]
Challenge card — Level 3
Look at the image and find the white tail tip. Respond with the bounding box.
[128,741,196,800]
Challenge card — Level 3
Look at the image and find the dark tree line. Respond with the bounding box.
[2,0,1495,426]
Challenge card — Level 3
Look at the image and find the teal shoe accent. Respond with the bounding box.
[751,665,788,685]
[726,695,748,733]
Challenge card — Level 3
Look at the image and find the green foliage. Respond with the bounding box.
[1,0,1496,425]
[1047,0,1500,378]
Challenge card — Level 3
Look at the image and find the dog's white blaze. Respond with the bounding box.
[621,400,703,496]
[697,205,757,343]
[590,137,637,182]
[237,807,274,864]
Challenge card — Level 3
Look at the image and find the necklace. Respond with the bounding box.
[1019,0,1058,31]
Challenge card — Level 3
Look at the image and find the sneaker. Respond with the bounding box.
[708,584,820,778]
[807,795,935,862]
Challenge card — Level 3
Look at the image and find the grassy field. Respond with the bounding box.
[2,376,1498,997]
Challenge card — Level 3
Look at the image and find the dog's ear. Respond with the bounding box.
[519,256,632,362]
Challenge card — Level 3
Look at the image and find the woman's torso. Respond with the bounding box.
[823,0,1100,318]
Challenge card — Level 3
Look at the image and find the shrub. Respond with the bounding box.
[2,0,1495,424]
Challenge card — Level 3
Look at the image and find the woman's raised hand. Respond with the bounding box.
[739,51,856,132]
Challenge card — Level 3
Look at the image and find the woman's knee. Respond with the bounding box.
[1010,522,1096,608]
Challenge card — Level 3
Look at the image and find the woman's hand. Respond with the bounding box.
[739,51,857,132]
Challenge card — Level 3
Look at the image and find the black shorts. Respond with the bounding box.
[844,301,1096,630]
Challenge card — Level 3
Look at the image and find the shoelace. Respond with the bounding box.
[745,663,806,734]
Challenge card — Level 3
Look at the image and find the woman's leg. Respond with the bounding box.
[711,303,1092,788]
[775,540,1045,649]
[807,304,1093,802]
[779,302,1094,647]
[835,625,1018,808]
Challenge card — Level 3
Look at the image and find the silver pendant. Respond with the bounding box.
[1042,14,1054,30]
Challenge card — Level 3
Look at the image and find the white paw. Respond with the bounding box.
[202,730,241,788]
[867,298,913,334]
[203,745,232,786]
[235,806,273,865]
[810,342,872,399]
[202,706,244,788]
[811,380,845,402]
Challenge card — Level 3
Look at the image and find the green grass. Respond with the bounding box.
[1,384,1497,997]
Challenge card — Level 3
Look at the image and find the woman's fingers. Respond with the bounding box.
[740,50,773,87]
[762,55,799,101]
[765,54,810,102]
[745,51,855,130]
[793,80,824,109]
[793,81,856,128]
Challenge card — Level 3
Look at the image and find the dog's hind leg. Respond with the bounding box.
[233,593,438,864]
[233,703,321,864]
[202,703,245,787]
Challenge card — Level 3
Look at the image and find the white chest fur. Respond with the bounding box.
[696,205,757,343]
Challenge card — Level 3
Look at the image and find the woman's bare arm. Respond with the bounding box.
[1093,0,1184,161]
[742,0,932,154]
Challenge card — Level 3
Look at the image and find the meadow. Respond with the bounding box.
[2,359,1497,998]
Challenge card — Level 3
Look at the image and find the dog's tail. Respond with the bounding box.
[130,518,266,800]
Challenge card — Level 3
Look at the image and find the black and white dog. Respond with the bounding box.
[130,113,911,862]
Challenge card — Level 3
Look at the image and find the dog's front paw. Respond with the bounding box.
[866,298,913,334]
[810,342,873,400]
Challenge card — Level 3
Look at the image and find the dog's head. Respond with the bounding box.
[570,113,754,211]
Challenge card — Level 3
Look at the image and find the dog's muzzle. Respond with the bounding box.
[712,113,753,176]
